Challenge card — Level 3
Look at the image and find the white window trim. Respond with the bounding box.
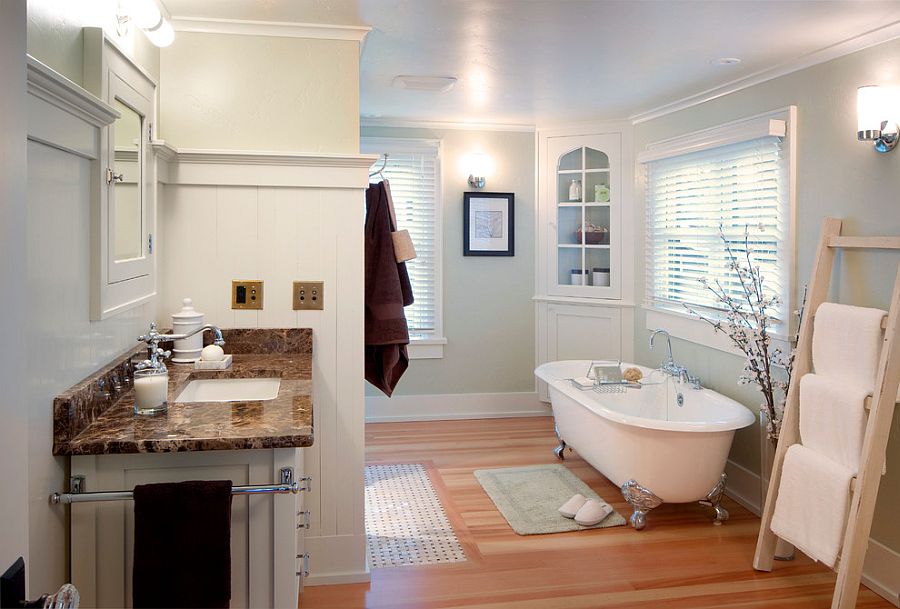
[361,136,446,359]
[640,106,798,354]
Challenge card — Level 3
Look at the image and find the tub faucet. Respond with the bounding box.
[649,329,680,375]
[136,322,225,371]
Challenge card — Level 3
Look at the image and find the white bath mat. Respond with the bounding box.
[364,463,467,569]
[474,464,626,535]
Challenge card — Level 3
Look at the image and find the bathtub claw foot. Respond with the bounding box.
[553,424,567,460]
[621,479,662,531]
[699,473,729,525]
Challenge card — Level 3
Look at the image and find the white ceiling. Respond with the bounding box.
[163,0,900,126]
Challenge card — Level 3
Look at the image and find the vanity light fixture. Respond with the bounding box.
[466,151,491,189]
[117,0,176,47]
[857,85,898,153]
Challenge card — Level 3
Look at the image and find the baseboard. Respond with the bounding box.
[862,539,900,607]
[303,570,371,586]
[365,391,550,423]
[724,459,900,606]
[724,458,762,516]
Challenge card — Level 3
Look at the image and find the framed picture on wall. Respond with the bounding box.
[463,192,515,256]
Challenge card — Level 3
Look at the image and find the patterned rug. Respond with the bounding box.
[474,464,626,535]
[364,463,467,569]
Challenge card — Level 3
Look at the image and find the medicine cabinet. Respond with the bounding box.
[84,29,157,320]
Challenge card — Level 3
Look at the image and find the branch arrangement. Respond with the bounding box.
[684,225,803,441]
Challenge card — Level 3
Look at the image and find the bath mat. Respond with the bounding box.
[474,464,626,535]
[364,463,467,569]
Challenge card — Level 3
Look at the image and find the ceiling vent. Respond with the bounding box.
[392,75,458,93]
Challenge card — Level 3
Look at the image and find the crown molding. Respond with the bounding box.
[171,16,371,45]
[360,117,535,133]
[151,140,377,188]
[630,19,900,124]
[25,55,117,128]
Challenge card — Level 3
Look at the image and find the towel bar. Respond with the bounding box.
[49,477,311,505]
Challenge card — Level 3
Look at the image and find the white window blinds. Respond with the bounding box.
[362,139,440,337]
[645,135,788,320]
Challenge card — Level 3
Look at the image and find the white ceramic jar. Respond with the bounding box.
[171,298,204,363]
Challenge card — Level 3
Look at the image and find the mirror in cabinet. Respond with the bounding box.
[83,28,157,320]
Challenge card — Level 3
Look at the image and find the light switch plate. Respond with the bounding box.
[232,280,263,309]
[293,281,324,310]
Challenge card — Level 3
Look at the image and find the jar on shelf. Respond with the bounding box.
[593,184,610,202]
[568,179,582,202]
[570,269,589,285]
[593,267,611,287]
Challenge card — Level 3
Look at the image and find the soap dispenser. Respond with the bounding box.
[171,298,204,363]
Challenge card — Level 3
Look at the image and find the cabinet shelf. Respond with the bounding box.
[558,202,611,207]
[558,244,610,249]
[557,169,611,175]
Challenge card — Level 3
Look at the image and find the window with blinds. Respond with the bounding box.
[645,135,789,322]
[362,138,441,338]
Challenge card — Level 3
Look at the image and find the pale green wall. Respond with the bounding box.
[27,0,160,85]
[633,38,900,551]
[160,32,359,153]
[361,127,536,396]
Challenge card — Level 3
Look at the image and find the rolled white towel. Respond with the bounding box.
[771,444,854,568]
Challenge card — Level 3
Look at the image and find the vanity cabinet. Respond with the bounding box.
[535,124,636,400]
[70,448,306,609]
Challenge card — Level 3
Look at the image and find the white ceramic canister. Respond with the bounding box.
[570,269,589,285]
[171,298,204,363]
[592,267,611,287]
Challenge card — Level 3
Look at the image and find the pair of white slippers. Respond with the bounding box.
[558,493,613,526]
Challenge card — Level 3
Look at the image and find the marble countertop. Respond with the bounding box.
[53,329,314,456]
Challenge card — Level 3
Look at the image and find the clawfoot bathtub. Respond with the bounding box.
[535,361,755,530]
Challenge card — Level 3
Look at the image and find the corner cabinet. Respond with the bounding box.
[535,125,636,400]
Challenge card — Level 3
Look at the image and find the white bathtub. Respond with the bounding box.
[535,360,755,529]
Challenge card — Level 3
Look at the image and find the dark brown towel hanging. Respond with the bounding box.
[365,181,414,396]
[133,480,233,609]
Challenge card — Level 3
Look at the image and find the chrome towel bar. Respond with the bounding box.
[49,469,311,504]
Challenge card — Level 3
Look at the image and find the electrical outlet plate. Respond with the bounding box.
[293,281,324,310]
[232,280,263,309]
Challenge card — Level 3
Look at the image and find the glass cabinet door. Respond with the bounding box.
[548,134,620,299]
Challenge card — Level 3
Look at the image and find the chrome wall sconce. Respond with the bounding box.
[468,174,486,189]
[465,151,491,189]
[857,85,898,153]
[117,0,176,47]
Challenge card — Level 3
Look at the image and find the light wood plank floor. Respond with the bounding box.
[299,417,892,609]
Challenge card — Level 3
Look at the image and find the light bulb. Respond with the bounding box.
[144,19,175,47]
[857,85,884,137]
[126,0,162,30]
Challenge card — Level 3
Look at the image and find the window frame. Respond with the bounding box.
[639,107,797,354]
[361,136,446,359]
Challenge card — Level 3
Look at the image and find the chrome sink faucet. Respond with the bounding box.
[136,322,225,371]
[649,329,701,389]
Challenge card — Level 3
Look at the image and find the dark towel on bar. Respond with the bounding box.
[133,480,233,609]
[365,181,414,397]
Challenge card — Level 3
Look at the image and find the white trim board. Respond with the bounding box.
[170,17,371,44]
[629,19,900,124]
[724,458,900,607]
[365,392,550,423]
[361,117,536,133]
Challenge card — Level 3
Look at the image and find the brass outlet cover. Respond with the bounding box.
[293,281,324,310]
[232,280,263,310]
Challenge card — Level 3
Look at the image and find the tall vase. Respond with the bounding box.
[759,410,796,560]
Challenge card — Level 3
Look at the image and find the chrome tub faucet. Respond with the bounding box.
[649,328,701,389]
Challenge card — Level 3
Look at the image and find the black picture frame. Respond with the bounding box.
[463,192,515,256]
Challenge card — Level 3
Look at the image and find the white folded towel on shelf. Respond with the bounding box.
[771,444,854,568]
[812,302,886,392]
[799,373,868,474]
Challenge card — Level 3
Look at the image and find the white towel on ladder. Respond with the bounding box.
[771,444,854,568]
[812,302,886,392]
[799,374,868,474]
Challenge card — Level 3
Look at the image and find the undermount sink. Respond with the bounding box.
[175,378,281,403]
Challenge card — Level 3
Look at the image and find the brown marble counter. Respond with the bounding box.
[53,329,313,456]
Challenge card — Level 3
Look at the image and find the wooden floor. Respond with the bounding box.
[299,417,893,609]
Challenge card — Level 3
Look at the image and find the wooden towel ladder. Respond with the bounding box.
[753,217,900,609]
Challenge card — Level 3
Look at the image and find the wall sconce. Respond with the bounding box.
[466,152,491,189]
[117,0,176,47]
[857,85,898,153]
